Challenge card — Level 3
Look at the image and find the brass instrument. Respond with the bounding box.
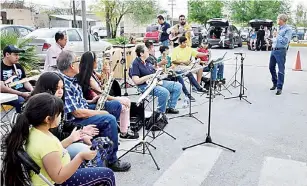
[95,53,119,111]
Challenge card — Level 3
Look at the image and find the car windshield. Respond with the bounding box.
[25,29,58,38]
[146,26,158,32]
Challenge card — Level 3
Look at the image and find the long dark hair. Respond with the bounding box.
[77,51,96,98]
[1,93,64,186]
[31,72,64,102]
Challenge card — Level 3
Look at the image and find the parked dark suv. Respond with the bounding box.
[206,18,242,49]
[247,19,273,51]
[191,25,204,47]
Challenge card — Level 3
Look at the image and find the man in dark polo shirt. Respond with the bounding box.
[157,15,170,47]
[129,45,182,116]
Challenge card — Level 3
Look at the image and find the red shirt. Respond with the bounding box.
[197,48,209,61]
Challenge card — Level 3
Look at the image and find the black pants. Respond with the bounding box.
[256,37,265,50]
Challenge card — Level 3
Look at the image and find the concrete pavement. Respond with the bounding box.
[116,46,307,186]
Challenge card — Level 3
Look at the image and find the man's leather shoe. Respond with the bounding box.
[107,160,131,172]
[270,85,277,90]
[276,89,282,95]
[166,108,179,114]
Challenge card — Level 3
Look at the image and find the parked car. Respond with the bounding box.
[0,25,34,37]
[24,28,112,63]
[247,19,273,51]
[191,25,204,48]
[206,18,242,49]
[291,26,306,41]
[91,25,107,39]
[144,25,159,43]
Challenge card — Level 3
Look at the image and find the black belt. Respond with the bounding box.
[272,48,286,51]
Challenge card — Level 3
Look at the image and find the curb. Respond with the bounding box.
[242,42,307,47]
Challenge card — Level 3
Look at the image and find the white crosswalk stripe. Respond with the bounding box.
[153,146,222,186]
[258,157,307,186]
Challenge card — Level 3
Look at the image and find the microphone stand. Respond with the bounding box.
[225,53,251,104]
[182,60,236,152]
[226,55,247,90]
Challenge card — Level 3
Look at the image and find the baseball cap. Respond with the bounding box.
[2,45,25,56]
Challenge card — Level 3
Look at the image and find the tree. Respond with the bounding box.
[228,0,292,26]
[0,33,40,73]
[294,3,307,27]
[92,0,163,38]
[188,0,224,24]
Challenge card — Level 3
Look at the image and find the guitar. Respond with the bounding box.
[169,27,193,42]
[5,75,40,88]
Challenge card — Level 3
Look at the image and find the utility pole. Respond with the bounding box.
[72,0,77,28]
[168,0,176,26]
[81,0,88,51]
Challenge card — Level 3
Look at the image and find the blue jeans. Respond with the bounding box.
[138,80,182,113]
[176,70,202,90]
[269,49,287,90]
[56,167,116,186]
[66,142,90,159]
[203,66,217,81]
[5,96,25,113]
[217,63,224,80]
[161,40,169,47]
[73,114,118,164]
[88,100,122,120]
[176,76,189,96]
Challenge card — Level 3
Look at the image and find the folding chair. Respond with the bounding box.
[1,105,15,136]
[17,149,54,186]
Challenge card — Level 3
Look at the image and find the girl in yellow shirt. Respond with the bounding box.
[2,93,116,186]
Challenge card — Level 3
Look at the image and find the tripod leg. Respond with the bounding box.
[182,141,207,151]
[146,142,157,149]
[222,84,232,94]
[145,142,160,170]
[191,115,204,124]
[118,141,143,159]
[210,142,236,152]
[241,97,252,104]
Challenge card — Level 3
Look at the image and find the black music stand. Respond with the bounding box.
[226,56,247,90]
[113,44,137,96]
[169,64,204,125]
[182,60,236,153]
[118,76,162,170]
[225,53,251,104]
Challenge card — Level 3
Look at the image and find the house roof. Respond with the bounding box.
[50,15,96,22]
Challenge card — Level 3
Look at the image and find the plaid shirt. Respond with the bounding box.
[60,73,88,121]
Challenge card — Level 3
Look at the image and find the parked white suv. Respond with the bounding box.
[25,28,112,63]
[91,26,107,39]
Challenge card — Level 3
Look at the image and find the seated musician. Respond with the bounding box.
[2,93,116,186]
[171,36,208,93]
[197,43,225,85]
[129,44,182,116]
[77,51,139,140]
[157,46,196,101]
[145,41,158,65]
[0,45,33,113]
[56,50,131,172]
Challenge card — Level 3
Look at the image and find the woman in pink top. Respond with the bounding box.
[77,51,139,141]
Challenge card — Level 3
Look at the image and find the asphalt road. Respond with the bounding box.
[115,45,307,186]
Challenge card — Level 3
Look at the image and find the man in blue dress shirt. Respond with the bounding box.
[269,14,292,95]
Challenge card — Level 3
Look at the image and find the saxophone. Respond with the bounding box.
[95,58,119,111]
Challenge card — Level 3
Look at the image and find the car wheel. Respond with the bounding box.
[248,44,251,50]
[208,43,212,49]
[229,39,234,49]
[238,40,242,47]
[94,32,98,38]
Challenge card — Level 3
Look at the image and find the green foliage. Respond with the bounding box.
[227,0,292,26]
[0,33,40,72]
[188,0,224,24]
[114,36,129,45]
[92,0,163,38]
